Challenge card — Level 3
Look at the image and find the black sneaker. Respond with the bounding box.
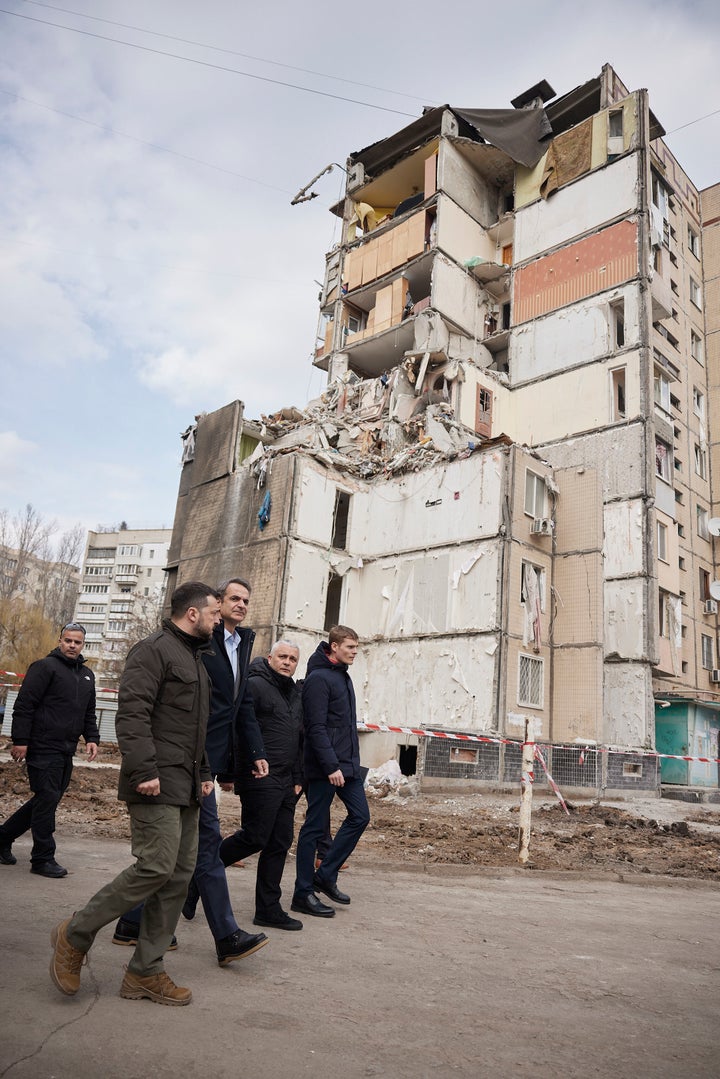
[0,846,16,866]
[112,917,178,950]
[216,929,268,966]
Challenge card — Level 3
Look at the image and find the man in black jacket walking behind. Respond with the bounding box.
[291,625,370,919]
[220,640,304,930]
[0,622,99,877]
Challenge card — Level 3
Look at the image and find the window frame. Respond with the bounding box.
[518,653,544,708]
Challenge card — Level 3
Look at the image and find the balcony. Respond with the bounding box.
[115,573,138,584]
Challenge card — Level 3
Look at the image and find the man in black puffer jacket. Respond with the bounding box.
[0,622,99,877]
[220,641,304,931]
[291,625,370,919]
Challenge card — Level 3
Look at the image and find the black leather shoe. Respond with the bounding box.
[253,912,303,931]
[291,892,335,918]
[112,918,178,950]
[216,929,268,966]
[31,860,67,878]
[0,846,16,865]
[182,877,199,920]
[313,874,350,905]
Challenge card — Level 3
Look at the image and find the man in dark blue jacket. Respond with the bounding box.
[291,625,370,918]
[0,622,99,877]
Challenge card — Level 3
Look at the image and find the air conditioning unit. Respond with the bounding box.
[704,599,718,615]
[711,669,720,684]
[530,518,552,536]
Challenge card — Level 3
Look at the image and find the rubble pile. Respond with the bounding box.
[255,359,482,482]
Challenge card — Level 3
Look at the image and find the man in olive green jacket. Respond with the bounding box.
[49,581,221,1007]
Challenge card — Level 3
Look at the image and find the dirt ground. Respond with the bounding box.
[2,742,720,879]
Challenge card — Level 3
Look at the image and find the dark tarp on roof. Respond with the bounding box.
[453,106,557,167]
[453,107,553,168]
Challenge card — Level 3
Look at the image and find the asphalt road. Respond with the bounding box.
[0,832,718,1079]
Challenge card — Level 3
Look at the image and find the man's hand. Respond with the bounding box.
[201,781,215,798]
[218,781,234,792]
[136,778,161,796]
[85,742,99,762]
[252,759,269,778]
[328,769,345,787]
[10,745,27,762]
[294,784,303,796]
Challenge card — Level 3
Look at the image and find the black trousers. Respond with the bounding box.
[0,752,73,865]
[219,775,298,919]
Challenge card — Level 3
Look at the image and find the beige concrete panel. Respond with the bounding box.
[342,542,501,638]
[604,499,645,577]
[438,141,497,227]
[350,451,505,558]
[502,352,642,445]
[604,663,652,746]
[551,647,603,743]
[291,458,353,547]
[514,153,639,263]
[192,401,241,485]
[605,579,646,658]
[437,198,494,266]
[554,468,603,556]
[431,254,484,338]
[354,634,499,732]
[656,508,680,596]
[281,541,331,629]
[554,553,603,646]
[515,154,547,211]
[540,424,646,503]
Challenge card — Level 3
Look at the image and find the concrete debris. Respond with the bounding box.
[257,359,484,480]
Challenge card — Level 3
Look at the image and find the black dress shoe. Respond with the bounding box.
[112,917,178,950]
[253,912,303,931]
[0,846,16,865]
[313,874,350,905]
[216,929,268,966]
[31,860,67,878]
[291,892,335,918]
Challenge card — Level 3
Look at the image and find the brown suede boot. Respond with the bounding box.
[49,917,86,996]
[120,969,192,1006]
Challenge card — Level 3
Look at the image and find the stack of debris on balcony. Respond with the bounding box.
[253,360,483,483]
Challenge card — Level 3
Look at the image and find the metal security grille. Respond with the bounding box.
[518,653,544,707]
[545,746,599,788]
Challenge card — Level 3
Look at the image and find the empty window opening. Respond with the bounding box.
[475,386,493,437]
[611,367,626,420]
[702,633,714,670]
[323,572,342,631]
[609,109,624,138]
[331,489,351,550]
[524,470,547,519]
[398,745,417,776]
[700,568,711,601]
[655,437,672,482]
[501,302,511,331]
[622,762,643,778]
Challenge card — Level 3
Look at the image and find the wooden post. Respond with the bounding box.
[518,718,535,864]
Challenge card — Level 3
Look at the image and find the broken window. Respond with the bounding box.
[693,387,705,419]
[654,371,671,413]
[699,568,711,601]
[323,572,342,631]
[657,522,668,563]
[697,505,710,541]
[331,489,351,550]
[611,299,625,349]
[690,277,702,309]
[524,470,547,519]
[518,653,544,708]
[611,367,626,421]
[691,330,703,364]
[475,386,493,438]
[695,444,707,480]
[608,109,624,138]
[658,590,669,638]
[688,226,700,258]
[655,438,672,482]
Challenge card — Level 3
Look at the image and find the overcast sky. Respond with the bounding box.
[1,0,719,549]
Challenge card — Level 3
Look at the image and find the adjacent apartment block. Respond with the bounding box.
[167,64,720,794]
[74,528,171,688]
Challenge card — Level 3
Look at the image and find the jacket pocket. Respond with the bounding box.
[159,665,198,712]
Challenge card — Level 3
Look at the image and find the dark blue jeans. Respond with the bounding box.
[0,752,73,865]
[294,776,370,898]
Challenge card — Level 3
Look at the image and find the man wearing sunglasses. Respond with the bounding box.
[0,622,99,877]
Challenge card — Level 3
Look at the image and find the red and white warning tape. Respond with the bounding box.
[358,721,720,765]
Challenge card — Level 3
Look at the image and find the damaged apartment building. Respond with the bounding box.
[166,63,720,796]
